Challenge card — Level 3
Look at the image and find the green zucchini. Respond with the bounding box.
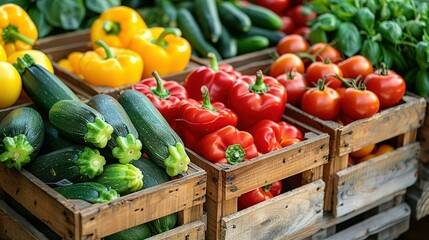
[42,120,74,152]
[118,90,190,177]
[103,223,152,240]
[26,145,106,184]
[236,36,270,55]
[95,163,143,195]
[149,213,178,234]
[0,107,44,170]
[132,157,170,189]
[215,25,237,59]
[195,0,222,43]
[155,0,177,27]
[243,26,285,47]
[217,1,251,33]
[55,182,120,204]
[49,100,114,148]
[88,94,142,164]
[13,54,79,114]
[177,8,222,60]
[237,4,283,30]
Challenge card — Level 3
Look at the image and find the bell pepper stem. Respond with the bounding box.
[151,71,171,99]
[103,21,121,35]
[262,184,272,192]
[85,117,114,148]
[200,86,217,112]
[112,134,143,164]
[95,40,115,59]
[0,134,34,170]
[225,144,245,165]
[249,70,269,94]
[154,27,182,47]
[2,25,35,46]
[164,142,190,177]
[207,52,219,71]
[76,147,106,179]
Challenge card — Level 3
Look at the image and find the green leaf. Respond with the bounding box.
[27,6,53,38]
[308,0,330,14]
[354,7,374,33]
[0,0,34,10]
[85,0,120,14]
[36,0,85,30]
[335,22,361,57]
[379,21,402,44]
[309,23,328,44]
[360,39,381,66]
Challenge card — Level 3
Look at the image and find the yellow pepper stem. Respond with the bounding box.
[2,25,35,46]
[151,71,171,99]
[102,21,121,35]
[154,27,182,48]
[207,52,219,71]
[95,40,116,59]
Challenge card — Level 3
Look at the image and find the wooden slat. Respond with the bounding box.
[146,221,205,240]
[419,127,429,163]
[406,184,429,220]
[323,155,349,211]
[35,29,90,50]
[333,143,419,217]
[221,180,324,240]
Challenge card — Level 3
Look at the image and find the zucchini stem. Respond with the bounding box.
[112,134,143,164]
[0,135,34,170]
[76,147,106,179]
[85,117,114,148]
[164,142,190,176]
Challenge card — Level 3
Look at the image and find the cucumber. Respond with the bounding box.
[88,94,142,164]
[155,0,177,27]
[237,4,283,30]
[55,182,120,204]
[177,8,222,60]
[194,0,222,43]
[26,145,106,184]
[118,90,190,177]
[217,1,251,33]
[13,54,79,114]
[236,36,270,55]
[49,100,114,148]
[0,107,44,170]
[132,157,170,189]
[95,163,143,195]
[215,25,237,59]
[103,223,152,240]
[42,120,74,152]
[243,26,285,47]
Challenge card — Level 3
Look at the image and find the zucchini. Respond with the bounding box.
[118,90,190,177]
[132,157,170,189]
[177,8,222,60]
[155,0,177,27]
[55,182,120,204]
[42,120,74,152]
[103,223,152,240]
[149,213,178,234]
[195,0,222,43]
[49,100,114,148]
[215,25,237,59]
[0,107,44,170]
[217,1,251,33]
[237,4,283,30]
[26,145,106,184]
[236,36,270,55]
[13,54,79,114]
[95,163,143,195]
[243,26,285,47]
[88,94,142,164]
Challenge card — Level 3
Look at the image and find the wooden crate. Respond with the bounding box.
[0,162,206,240]
[188,115,330,240]
[284,95,426,217]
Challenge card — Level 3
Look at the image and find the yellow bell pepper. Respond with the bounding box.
[0,61,21,108]
[90,6,147,49]
[68,51,84,77]
[7,49,53,73]
[0,44,6,61]
[79,40,143,88]
[57,59,73,72]
[129,27,191,78]
[0,4,37,56]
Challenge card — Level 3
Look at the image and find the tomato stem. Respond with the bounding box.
[379,62,388,76]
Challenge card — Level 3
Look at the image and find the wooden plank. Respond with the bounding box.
[221,180,324,240]
[204,197,224,240]
[419,127,429,164]
[377,218,410,240]
[35,29,90,50]
[333,143,419,217]
[146,221,205,240]
[325,203,411,240]
[323,155,349,211]
[406,184,429,220]
[235,60,272,75]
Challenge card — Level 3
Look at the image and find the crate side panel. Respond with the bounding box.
[146,221,205,240]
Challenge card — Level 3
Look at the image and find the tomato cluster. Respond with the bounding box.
[272,35,406,125]
[349,143,395,166]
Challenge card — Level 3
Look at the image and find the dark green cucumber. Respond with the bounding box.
[103,223,152,240]
[195,0,222,43]
[49,100,114,148]
[238,3,283,30]
[0,107,44,170]
[149,213,178,234]
[42,120,74,152]
[95,163,143,195]
[13,54,79,114]
[118,90,190,177]
[132,157,170,189]
[236,36,270,55]
[88,94,142,164]
[215,25,237,59]
[243,26,285,47]
[155,0,177,27]
[55,182,120,204]
[177,8,222,60]
[26,145,106,184]
[217,1,251,33]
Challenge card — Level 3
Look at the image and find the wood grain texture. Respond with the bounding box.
[333,143,419,217]
[221,180,324,240]
[146,220,205,240]
[407,183,429,220]
[418,127,429,163]
[323,155,349,212]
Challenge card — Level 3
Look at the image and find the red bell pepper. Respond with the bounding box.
[133,71,188,130]
[176,86,238,150]
[195,125,260,164]
[219,63,242,79]
[183,52,237,106]
[229,70,287,130]
[238,180,283,210]
[247,119,304,154]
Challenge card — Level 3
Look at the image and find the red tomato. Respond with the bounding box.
[276,34,309,55]
[293,26,311,40]
[309,43,343,63]
[287,5,317,27]
[364,67,406,109]
[340,87,380,120]
[280,16,295,35]
[276,71,308,107]
[270,53,305,78]
[338,55,374,79]
[301,82,341,120]
[254,0,290,15]
[336,87,347,98]
[306,61,343,89]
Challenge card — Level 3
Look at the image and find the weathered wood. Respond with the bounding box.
[323,155,349,211]
[221,180,324,240]
[419,127,429,164]
[146,220,205,240]
[406,184,429,220]
[333,143,419,217]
